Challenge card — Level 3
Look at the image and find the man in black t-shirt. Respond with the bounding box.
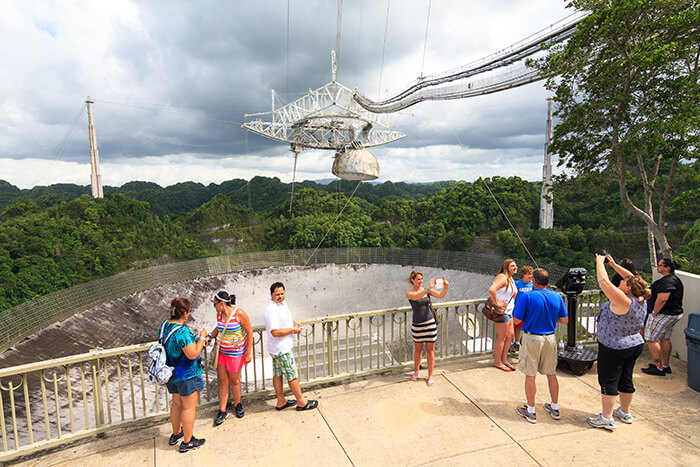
[642,259,684,376]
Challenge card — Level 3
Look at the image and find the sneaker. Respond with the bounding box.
[641,365,666,376]
[544,403,560,420]
[646,363,672,374]
[509,342,520,354]
[234,402,245,418]
[179,436,206,453]
[587,413,617,431]
[214,410,229,426]
[168,431,184,446]
[516,405,536,424]
[613,407,633,424]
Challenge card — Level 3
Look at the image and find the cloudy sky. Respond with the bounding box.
[0,0,576,190]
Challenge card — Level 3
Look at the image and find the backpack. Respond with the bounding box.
[147,320,185,385]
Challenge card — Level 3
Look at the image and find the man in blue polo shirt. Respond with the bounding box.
[512,268,568,424]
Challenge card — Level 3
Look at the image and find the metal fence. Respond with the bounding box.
[0,291,602,462]
[0,248,579,353]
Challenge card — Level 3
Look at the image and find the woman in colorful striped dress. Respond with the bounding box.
[406,270,449,386]
[210,291,253,426]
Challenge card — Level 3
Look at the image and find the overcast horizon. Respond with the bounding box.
[1,0,575,190]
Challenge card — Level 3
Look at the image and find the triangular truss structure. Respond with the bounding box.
[242,52,405,151]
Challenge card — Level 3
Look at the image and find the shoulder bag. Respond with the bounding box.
[426,292,441,325]
[482,290,515,322]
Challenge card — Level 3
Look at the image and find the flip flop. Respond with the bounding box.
[506,364,517,371]
[411,374,418,381]
[275,399,296,411]
[296,399,319,411]
[427,378,434,386]
[494,364,511,372]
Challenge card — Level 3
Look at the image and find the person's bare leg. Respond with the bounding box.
[504,322,515,367]
[180,391,200,443]
[413,342,423,378]
[647,340,663,369]
[601,394,616,419]
[494,322,507,367]
[619,392,634,414]
[217,365,230,411]
[525,375,536,407]
[546,374,559,404]
[426,342,435,382]
[288,378,308,407]
[660,339,673,367]
[170,394,183,436]
[229,370,242,405]
[273,375,287,407]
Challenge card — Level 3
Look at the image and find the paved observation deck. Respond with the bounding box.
[12,351,700,466]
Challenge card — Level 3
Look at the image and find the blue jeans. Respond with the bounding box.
[496,313,512,323]
[166,375,205,397]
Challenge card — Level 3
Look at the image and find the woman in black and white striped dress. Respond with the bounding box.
[406,270,449,386]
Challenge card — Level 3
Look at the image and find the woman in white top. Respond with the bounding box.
[488,259,518,371]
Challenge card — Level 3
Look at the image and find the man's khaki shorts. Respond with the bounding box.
[520,332,558,376]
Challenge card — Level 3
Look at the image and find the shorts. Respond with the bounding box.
[520,332,557,376]
[166,374,205,397]
[218,352,247,373]
[645,314,682,341]
[271,350,298,381]
[596,342,643,396]
[496,313,512,323]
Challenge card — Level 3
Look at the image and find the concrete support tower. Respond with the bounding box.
[86,97,104,198]
[539,98,554,229]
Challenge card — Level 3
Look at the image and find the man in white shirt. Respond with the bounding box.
[263,282,318,411]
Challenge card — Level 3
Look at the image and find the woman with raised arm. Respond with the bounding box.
[210,291,254,426]
[162,297,208,453]
[587,254,649,431]
[488,259,518,372]
[406,270,449,386]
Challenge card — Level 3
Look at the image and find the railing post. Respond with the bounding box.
[89,352,104,428]
[326,322,334,377]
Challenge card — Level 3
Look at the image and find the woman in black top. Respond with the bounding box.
[642,259,684,376]
[406,270,449,386]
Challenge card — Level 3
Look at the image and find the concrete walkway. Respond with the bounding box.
[13,351,700,466]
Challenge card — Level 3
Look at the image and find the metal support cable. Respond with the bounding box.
[304,177,365,266]
[420,0,432,78]
[377,0,391,98]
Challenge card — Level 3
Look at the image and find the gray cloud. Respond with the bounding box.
[0,0,572,188]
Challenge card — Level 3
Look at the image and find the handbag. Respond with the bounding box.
[210,311,235,370]
[482,292,515,322]
[426,292,441,325]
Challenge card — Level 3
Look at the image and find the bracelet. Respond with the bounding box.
[426,287,430,293]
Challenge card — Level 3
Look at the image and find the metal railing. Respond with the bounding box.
[0,248,579,353]
[0,291,602,462]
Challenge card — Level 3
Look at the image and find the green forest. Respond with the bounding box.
[0,160,698,312]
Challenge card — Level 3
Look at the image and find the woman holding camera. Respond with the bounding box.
[210,291,253,426]
[488,259,518,371]
[406,270,449,386]
[162,297,208,452]
[587,254,649,431]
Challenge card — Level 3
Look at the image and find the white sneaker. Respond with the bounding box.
[587,413,617,431]
[613,407,633,424]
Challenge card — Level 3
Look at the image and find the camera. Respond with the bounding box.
[556,268,587,295]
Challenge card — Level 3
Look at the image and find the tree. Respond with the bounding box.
[537,0,699,262]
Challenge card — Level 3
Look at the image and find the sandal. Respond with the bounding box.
[296,399,319,411]
[505,364,517,371]
[411,374,418,381]
[275,399,296,411]
[494,364,511,372]
[427,378,434,386]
